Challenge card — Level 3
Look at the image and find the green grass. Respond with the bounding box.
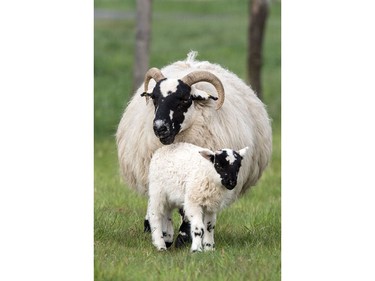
[95,1,281,280]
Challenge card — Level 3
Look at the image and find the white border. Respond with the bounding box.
[283,1,375,280]
[0,1,93,280]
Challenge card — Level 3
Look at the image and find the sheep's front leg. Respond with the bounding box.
[184,203,204,253]
[144,199,151,232]
[144,216,151,232]
[175,208,192,248]
[203,212,216,251]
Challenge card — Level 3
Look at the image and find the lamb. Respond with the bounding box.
[147,142,248,252]
[116,51,272,241]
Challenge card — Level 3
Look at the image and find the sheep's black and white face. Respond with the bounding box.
[142,69,224,144]
[149,79,194,145]
[200,147,249,190]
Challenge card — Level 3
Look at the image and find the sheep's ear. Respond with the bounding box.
[140,92,153,105]
[199,149,215,163]
[238,147,249,158]
[191,89,218,101]
[140,92,152,98]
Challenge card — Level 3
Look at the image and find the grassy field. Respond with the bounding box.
[94,0,281,280]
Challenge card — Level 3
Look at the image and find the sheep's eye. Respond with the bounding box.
[151,95,159,106]
[180,98,190,104]
[176,99,190,109]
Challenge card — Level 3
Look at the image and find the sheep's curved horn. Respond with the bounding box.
[181,71,225,110]
[142,68,165,104]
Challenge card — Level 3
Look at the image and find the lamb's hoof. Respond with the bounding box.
[157,247,167,251]
[175,233,192,248]
[203,243,215,251]
[144,219,151,233]
[165,241,173,248]
[191,248,203,253]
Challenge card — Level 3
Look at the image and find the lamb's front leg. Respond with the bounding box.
[184,203,204,253]
[148,200,167,251]
[162,209,174,248]
[203,212,216,251]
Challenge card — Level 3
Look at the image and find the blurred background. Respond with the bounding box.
[94,0,281,139]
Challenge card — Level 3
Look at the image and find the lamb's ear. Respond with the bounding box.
[191,89,218,101]
[238,147,249,158]
[199,149,215,163]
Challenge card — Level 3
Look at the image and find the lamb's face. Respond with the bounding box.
[149,79,194,145]
[213,149,243,190]
[200,147,249,190]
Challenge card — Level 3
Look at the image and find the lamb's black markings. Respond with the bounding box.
[207,221,214,233]
[204,243,215,249]
[145,209,192,248]
[193,227,204,238]
[162,231,173,248]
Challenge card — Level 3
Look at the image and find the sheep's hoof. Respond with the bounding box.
[144,219,151,233]
[175,234,192,248]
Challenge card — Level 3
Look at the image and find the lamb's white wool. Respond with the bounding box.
[147,142,248,252]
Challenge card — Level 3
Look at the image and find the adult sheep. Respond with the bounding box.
[116,51,272,231]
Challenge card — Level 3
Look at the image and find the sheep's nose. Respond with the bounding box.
[153,120,170,136]
[223,179,237,190]
[229,180,237,187]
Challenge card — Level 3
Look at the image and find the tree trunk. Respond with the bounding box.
[133,0,152,91]
[247,0,269,100]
